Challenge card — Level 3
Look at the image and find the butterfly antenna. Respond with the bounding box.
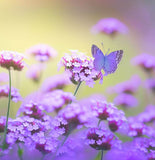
[106,48,110,55]
[101,42,106,53]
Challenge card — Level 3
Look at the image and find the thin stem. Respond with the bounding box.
[97,119,102,127]
[101,150,103,160]
[74,81,82,96]
[17,143,23,160]
[2,69,11,149]
[51,134,69,160]
[41,154,45,160]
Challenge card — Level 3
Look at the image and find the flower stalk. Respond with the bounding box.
[2,69,11,149]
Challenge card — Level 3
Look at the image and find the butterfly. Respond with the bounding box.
[91,44,123,76]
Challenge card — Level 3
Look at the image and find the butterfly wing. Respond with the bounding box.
[91,45,105,71]
[103,50,123,75]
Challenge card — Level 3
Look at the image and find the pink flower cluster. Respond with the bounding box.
[91,18,128,35]
[59,51,103,87]
[0,51,25,71]
[132,53,155,73]
[86,127,121,150]
[26,44,57,62]
[0,85,22,102]
[91,99,127,132]
[41,73,70,92]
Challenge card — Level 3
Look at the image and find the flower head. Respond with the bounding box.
[0,85,22,102]
[56,103,90,135]
[0,51,25,71]
[41,90,75,113]
[26,64,46,82]
[127,119,148,137]
[108,75,141,94]
[86,127,121,150]
[17,101,45,120]
[114,93,138,108]
[26,44,57,62]
[131,53,155,73]
[91,99,127,132]
[145,78,155,93]
[59,50,102,87]
[91,18,128,36]
[41,73,70,93]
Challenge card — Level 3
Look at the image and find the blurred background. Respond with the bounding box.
[0,0,154,117]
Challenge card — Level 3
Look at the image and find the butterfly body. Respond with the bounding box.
[92,44,123,76]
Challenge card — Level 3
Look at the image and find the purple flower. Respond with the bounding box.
[57,103,90,135]
[0,85,22,102]
[127,119,148,137]
[41,73,71,93]
[6,116,53,147]
[145,78,155,93]
[129,105,155,123]
[26,64,46,82]
[26,44,57,62]
[91,100,117,120]
[131,53,155,73]
[41,90,75,113]
[107,111,127,132]
[114,93,138,108]
[108,75,141,94]
[91,18,128,36]
[17,101,45,120]
[59,50,103,87]
[86,127,121,150]
[148,151,155,160]
[0,51,25,71]
[90,99,127,132]
[0,117,6,133]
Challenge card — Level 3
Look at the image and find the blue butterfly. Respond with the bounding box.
[91,44,123,76]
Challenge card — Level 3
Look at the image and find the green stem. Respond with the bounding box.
[2,69,11,149]
[74,81,82,96]
[97,119,102,127]
[41,154,45,160]
[101,150,103,160]
[17,143,23,160]
[51,135,69,160]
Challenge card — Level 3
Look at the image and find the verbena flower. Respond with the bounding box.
[17,101,45,120]
[91,99,127,132]
[91,100,117,120]
[0,85,22,102]
[131,53,155,73]
[86,127,121,150]
[26,64,45,82]
[56,103,90,135]
[41,73,70,93]
[114,93,138,108]
[59,50,103,87]
[127,119,148,137]
[0,51,25,71]
[6,116,52,147]
[41,90,75,113]
[145,78,155,93]
[91,18,128,35]
[26,44,57,62]
[108,75,141,94]
[0,117,7,133]
[129,105,155,123]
